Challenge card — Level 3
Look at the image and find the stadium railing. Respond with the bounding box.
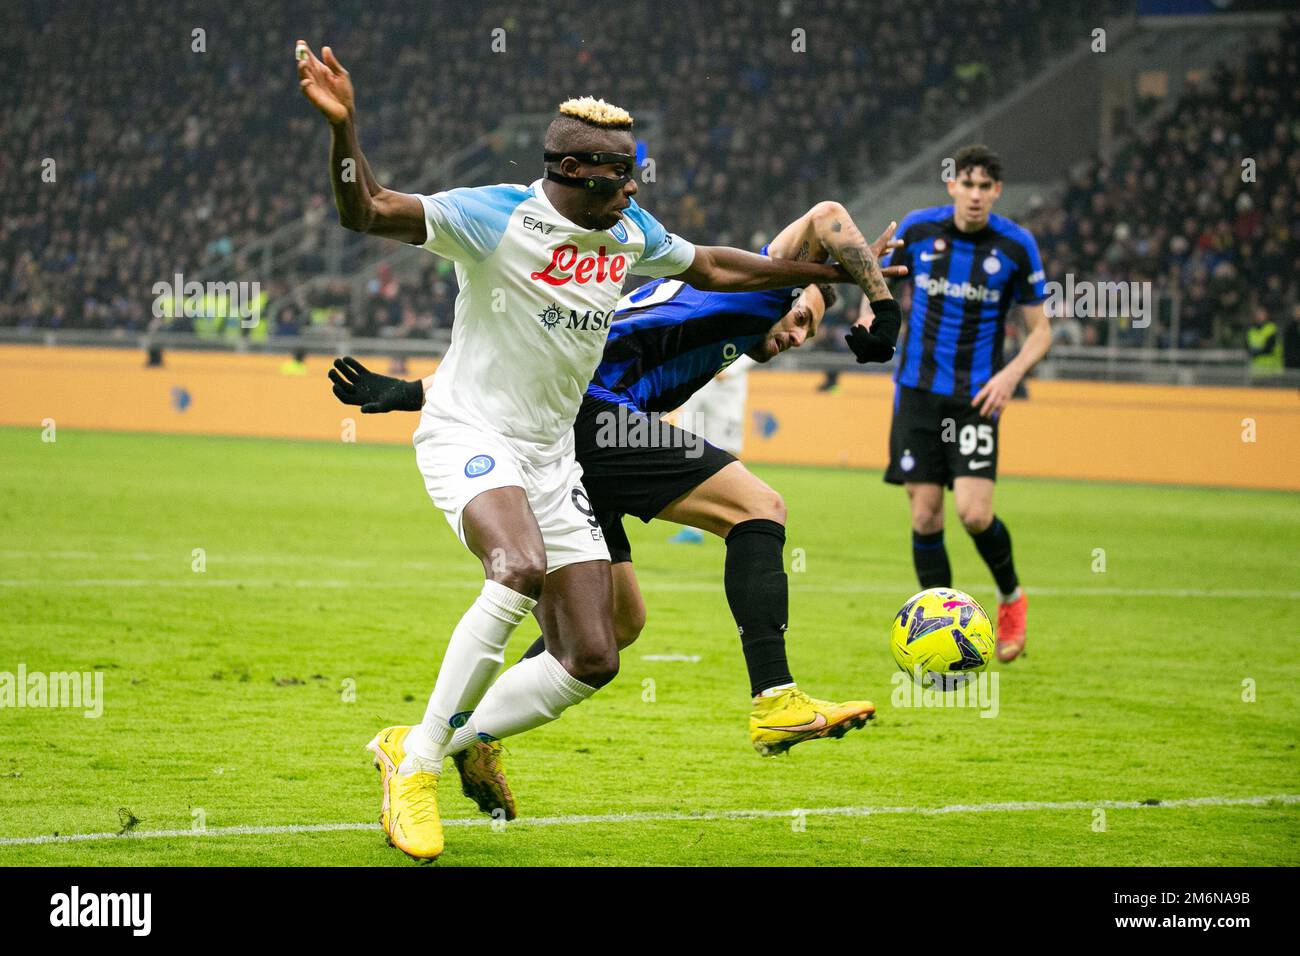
[302,138,499,322]
[6,328,1292,389]
[184,134,497,325]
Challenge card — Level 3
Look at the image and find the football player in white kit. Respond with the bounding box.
[297,42,875,859]
[674,354,756,457]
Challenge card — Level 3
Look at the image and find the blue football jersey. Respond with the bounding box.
[587,278,801,413]
[885,206,1047,397]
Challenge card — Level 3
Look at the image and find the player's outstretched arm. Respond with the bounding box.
[766,203,908,281]
[802,203,895,303]
[675,246,851,293]
[764,202,905,363]
[296,42,426,244]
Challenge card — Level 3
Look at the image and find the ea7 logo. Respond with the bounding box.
[521,215,555,235]
[50,886,152,936]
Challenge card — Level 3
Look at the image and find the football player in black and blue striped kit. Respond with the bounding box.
[331,202,905,783]
[876,145,1052,662]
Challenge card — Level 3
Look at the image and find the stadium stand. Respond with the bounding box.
[1,0,1109,337]
[1023,15,1299,356]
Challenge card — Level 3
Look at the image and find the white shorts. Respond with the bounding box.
[414,416,610,572]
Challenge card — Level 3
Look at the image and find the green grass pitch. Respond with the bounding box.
[1,425,1297,866]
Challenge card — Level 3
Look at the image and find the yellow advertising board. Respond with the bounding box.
[2,347,1295,490]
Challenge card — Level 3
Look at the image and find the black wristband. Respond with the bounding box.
[867,298,901,345]
[397,378,424,411]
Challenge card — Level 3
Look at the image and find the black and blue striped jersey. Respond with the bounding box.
[587,278,801,413]
[884,205,1047,397]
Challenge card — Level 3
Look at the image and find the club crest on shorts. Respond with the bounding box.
[464,454,495,478]
[901,449,916,472]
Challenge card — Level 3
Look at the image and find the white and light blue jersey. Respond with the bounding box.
[413,179,696,461]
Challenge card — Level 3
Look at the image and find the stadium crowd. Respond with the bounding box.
[1023,14,1299,360]
[1,0,1104,340]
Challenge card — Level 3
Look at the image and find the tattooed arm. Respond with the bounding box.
[674,246,852,293]
[765,201,904,300]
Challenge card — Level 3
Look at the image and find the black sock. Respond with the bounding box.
[725,518,794,697]
[912,529,952,588]
[520,636,545,661]
[970,516,1019,597]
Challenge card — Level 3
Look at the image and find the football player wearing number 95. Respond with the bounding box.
[297,41,865,861]
[866,145,1052,663]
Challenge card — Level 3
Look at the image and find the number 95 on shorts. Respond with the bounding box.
[884,385,999,487]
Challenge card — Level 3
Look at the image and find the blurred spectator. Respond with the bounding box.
[1247,304,1282,377]
[1284,302,1300,370]
[280,347,308,376]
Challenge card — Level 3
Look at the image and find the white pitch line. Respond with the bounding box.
[1,794,1295,848]
[0,822,377,847]
[0,576,1296,600]
[2,550,1297,600]
[0,551,438,570]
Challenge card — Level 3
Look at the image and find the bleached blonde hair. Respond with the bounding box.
[556,96,633,130]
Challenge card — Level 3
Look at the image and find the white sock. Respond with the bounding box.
[757,682,797,699]
[401,580,537,773]
[444,651,596,756]
[999,586,1023,604]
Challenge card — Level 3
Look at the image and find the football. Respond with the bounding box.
[890,588,996,689]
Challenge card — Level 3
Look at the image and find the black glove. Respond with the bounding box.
[845,298,901,364]
[328,356,424,413]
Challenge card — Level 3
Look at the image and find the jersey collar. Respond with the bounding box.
[946,213,994,242]
[531,178,598,235]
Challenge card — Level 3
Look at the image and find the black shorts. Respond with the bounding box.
[575,394,737,563]
[885,384,1000,486]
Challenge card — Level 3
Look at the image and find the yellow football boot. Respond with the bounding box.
[749,687,875,756]
[452,739,518,821]
[366,725,444,860]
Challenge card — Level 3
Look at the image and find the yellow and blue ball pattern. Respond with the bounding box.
[890,587,995,689]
